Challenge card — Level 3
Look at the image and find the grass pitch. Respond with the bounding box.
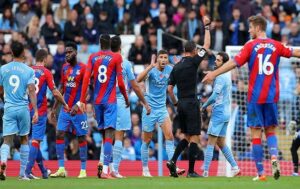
[1,176,299,189]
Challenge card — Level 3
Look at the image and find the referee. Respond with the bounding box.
[166,16,211,178]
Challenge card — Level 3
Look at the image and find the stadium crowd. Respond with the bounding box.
[0,0,299,163]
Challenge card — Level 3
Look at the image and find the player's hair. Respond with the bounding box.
[10,41,24,58]
[35,49,48,62]
[248,15,267,31]
[157,49,168,56]
[217,51,229,64]
[184,41,196,53]
[99,34,111,50]
[65,41,77,51]
[111,35,121,52]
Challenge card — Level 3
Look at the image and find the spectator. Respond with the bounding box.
[122,137,136,160]
[140,15,154,36]
[77,40,90,63]
[31,0,42,18]
[163,24,182,55]
[37,36,48,50]
[288,22,300,46]
[149,0,159,19]
[226,8,248,46]
[64,10,83,44]
[53,41,65,86]
[15,1,35,31]
[96,10,115,35]
[24,16,40,54]
[128,35,148,65]
[129,0,149,24]
[78,5,92,28]
[83,14,98,44]
[167,0,180,19]
[181,9,204,42]
[146,33,157,61]
[41,0,53,17]
[271,23,282,41]
[54,0,71,30]
[116,11,134,35]
[73,0,91,15]
[113,0,126,24]
[211,19,225,52]
[41,13,62,44]
[156,12,170,31]
[172,5,185,26]
[130,125,142,160]
[234,0,255,20]
[0,0,12,14]
[0,7,18,34]
[92,0,114,24]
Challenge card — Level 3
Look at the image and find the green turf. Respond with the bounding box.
[1,177,299,189]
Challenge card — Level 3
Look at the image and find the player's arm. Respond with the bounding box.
[136,54,156,82]
[0,86,3,102]
[28,70,38,124]
[167,85,177,106]
[292,49,300,57]
[202,79,222,109]
[79,57,93,111]
[130,80,151,114]
[116,55,129,106]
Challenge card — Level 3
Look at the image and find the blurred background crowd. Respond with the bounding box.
[0,0,299,163]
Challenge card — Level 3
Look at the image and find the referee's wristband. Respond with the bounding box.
[205,25,210,30]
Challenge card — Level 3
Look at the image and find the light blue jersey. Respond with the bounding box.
[0,62,35,109]
[142,65,172,132]
[116,60,135,131]
[145,65,173,109]
[0,61,35,136]
[211,72,231,122]
[116,60,135,99]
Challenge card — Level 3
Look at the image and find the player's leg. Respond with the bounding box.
[26,114,48,179]
[0,108,17,181]
[264,103,280,180]
[215,122,239,176]
[290,137,300,176]
[100,103,117,179]
[50,110,69,178]
[72,113,88,178]
[112,100,130,178]
[94,104,105,178]
[141,107,155,177]
[247,103,266,181]
[141,131,153,177]
[18,108,31,180]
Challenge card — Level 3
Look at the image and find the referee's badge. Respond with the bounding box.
[198,49,206,57]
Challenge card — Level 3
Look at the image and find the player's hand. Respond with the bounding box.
[70,104,79,116]
[150,54,157,68]
[203,15,211,26]
[79,102,86,113]
[125,99,130,108]
[144,103,151,115]
[50,110,56,122]
[202,71,215,84]
[32,111,38,124]
[64,104,70,112]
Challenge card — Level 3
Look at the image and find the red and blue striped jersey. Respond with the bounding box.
[61,62,86,113]
[80,51,128,105]
[29,65,56,115]
[234,38,293,103]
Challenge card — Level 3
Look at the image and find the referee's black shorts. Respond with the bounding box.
[177,98,201,135]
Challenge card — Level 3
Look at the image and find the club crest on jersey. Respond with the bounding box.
[76,70,80,75]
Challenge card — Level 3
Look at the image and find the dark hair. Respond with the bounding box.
[184,41,196,53]
[65,41,77,51]
[248,15,267,32]
[3,7,14,28]
[217,51,229,63]
[35,49,48,62]
[99,34,111,50]
[157,49,168,56]
[111,35,121,52]
[10,42,24,58]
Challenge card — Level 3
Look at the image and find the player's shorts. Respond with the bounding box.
[177,98,201,135]
[3,106,30,136]
[142,107,169,132]
[116,98,131,131]
[94,103,117,130]
[57,109,88,136]
[247,103,278,127]
[207,120,228,137]
[30,111,47,141]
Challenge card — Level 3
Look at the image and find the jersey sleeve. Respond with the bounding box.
[0,68,2,86]
[27,68,35,85]
[278,42,293,58]
[168,68,176,86]
[214,77,223,94]
[192,48,207,67]
[234,41,252,67]
[45,69,56,91]
[126,61,135,81]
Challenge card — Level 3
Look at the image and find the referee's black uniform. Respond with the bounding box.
[168,48,207,135]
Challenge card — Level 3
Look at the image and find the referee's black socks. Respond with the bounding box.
[171,139,189,164]
[188,142,198,174]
